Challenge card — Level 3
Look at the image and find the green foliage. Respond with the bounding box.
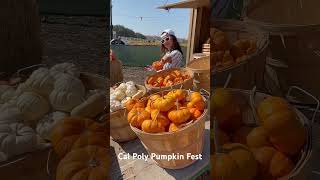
[113,25,146,39]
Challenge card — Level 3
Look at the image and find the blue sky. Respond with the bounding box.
[112,0,191,39]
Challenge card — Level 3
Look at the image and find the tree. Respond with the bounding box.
[113,25,146,39]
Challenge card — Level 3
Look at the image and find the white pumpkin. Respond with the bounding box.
[0,151,7,162]
[50,90,84,112]
[112,89,126,101]
[36,111,68,140]
[24,68,54,97]
[117,83,127,92]
[110,99,122,112]
[126,81,135,86]
[71,91,105,118]
[15,82,33,96]
[0,87,16,104]
[16,92,50,127]
[49,75,85,112]
[110,87,115,95]
[0,102,22,125]
[50,63,80,79]
[125,85,138,97]
[54,74,85,96]
[0,85,13,96]
[0,123,37,158]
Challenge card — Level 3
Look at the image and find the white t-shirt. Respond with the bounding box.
[162,50,183,70]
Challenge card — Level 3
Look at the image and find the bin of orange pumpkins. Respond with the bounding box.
[47,117,109,180]
[211,88,312,180]
[126,89,208,169]
[144,68,194,93]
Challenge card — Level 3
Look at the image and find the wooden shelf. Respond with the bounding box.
[157,0,210,9]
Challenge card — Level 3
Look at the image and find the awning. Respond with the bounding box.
[157,0,210,10]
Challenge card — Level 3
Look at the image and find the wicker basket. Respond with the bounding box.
[187,56,210,92]
[130,89,208,169]
[144,68,194,94]
[213,88,313,179]
[110,84,147,142]
[211,20,269,90]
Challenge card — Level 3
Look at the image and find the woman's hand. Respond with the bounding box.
[161,56,172,64]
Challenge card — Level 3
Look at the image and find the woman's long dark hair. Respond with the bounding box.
[161,35,183,55]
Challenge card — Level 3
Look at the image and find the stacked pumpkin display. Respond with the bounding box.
[0,63,106,163]
[211,28,257,71]
[126,89,206,133]
[211,88,307,180]
[50,117,109,180]
[146,69,191,88]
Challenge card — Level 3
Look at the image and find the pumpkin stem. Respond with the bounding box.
[88,158,101,168]
[155,110,160,121]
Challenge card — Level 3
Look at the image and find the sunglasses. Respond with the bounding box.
[161,37,170,44]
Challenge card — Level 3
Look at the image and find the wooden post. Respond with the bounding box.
[0,0,42,75]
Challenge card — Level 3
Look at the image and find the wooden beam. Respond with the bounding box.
[157,0,210,10]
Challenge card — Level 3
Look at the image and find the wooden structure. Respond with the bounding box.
[158,0,210,64]
[0,0,42,75]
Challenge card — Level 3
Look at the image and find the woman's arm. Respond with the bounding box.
[161,55,172,64]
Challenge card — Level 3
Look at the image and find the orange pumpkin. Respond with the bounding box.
[156,76,164,85]
[152,60,164,71]
[127,108,150,128]
[190,92,202,102]
[125,98,147,111]
[168,123,180,132]
[141,119,166,133]
[151,96,175,112]
[189,108,202,119]
[163,74,174,86]
[212,88,242,132]
[168,107,191,124]
[56,146,109,180]
[146,94,161,112]
[212,143,257,180]
[187,100,205,110]
[247,127,271,148]
[173,70,182,77]
[50,117,107,158]
[165,89,187,101]
[257,97,306,155]
[252,146,276,179]
[151,109,170,127]
[270,151,294,178]
[252,146,294,179]
[147,76,157,85]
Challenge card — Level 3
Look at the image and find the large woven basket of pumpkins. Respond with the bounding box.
[110,81,147,142]
[211,20,269,89]
[211,87,313,180]
[126,88,209,169]
[0,63,108,178]
[144,68,194,94]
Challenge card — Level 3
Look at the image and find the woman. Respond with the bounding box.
[149,29,183,72]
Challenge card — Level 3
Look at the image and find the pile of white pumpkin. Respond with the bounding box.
[110,81,144,112]
[0,63,105,162]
